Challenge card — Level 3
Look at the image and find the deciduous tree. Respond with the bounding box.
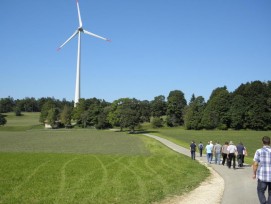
[151,95,167,117]
[60,105,72,127]
[166,90,187,127]
[184,95,205,130]
[108,98,141,132]
[201,87,231,130]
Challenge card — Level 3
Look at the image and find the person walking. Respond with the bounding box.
[205,142,213,164]
[236,142,246,167]
[213,141,222,165]
[243,146,248,164]
[209,141,214,161]
[190,141,196,160]
[198,142,204,157]
[221,141,229,166]
[227,141,237,169]
[253,136,271,204]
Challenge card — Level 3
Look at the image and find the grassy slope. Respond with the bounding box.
[0,114,209,204]
[1,112,42,131]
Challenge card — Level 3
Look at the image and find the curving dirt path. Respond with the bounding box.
[143,134,258,204]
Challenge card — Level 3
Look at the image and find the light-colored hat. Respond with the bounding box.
[229,141,233,145]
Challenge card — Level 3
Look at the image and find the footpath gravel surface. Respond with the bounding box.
[143,134,259,204]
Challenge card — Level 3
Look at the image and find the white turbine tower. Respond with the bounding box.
[58,0,110,107]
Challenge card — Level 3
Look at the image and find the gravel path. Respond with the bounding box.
[143,134,258,204]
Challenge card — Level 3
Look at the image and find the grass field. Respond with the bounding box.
[0,112,42,131]
[3,113,269,203]
[0,113,209,204]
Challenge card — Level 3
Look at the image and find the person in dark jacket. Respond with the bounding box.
[190,141,197,160]
[198,142,204,157]
[237,142,246,167]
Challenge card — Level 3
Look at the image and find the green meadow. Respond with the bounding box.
[2,113,269,203]
[0,112,41,131]
[0,113,208,204]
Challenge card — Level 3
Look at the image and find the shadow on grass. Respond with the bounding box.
[110,129,160,134]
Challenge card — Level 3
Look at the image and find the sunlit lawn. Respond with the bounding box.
[0,126,209,203]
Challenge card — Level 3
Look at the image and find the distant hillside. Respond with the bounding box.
[0,112,42,131]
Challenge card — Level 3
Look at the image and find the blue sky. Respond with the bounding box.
[1,0,270,103]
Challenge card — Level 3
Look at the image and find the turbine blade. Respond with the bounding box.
[57,30,79,51]
[76,0,83,27]
[83,29,111,42]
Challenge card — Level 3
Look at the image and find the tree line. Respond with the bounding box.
[0,80,270,131]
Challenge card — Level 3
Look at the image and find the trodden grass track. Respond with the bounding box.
[0,129,209,204]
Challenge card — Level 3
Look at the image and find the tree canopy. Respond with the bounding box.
[1,80,271,131]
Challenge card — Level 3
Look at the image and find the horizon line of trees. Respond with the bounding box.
[0,80,271,131]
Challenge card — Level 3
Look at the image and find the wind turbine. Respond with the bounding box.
[58,0,110,107]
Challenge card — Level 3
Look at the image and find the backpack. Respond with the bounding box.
[199,144,203,149]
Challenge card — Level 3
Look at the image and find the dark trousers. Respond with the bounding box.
[257,179,271,204]
[228,153,236,169]
[237,154,244,167]
[199,149,203,157]
[191,151,195,160]
[222,153,228,165]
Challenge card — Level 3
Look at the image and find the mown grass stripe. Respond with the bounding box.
[56,157,78,203]
[0,160,50,203]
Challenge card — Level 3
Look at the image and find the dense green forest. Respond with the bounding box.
[0,80,271,130]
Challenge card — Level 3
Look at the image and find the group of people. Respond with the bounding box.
[191,136,271,203]
[190,140,247,169]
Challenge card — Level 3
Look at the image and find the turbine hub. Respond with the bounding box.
[78,27,83,32]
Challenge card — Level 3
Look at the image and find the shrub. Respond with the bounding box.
[151,117,164,128]
[0,114,7,126]
[14,107,22,116]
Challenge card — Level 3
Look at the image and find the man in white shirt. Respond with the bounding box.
[205,142,213,164]
[227,141,237,169]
